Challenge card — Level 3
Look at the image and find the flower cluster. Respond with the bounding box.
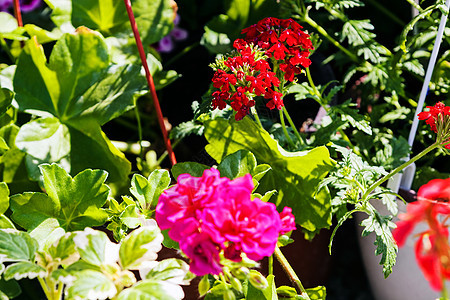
[393,178,450,291]
[211,40,282,120]
[210,17,313,120]
[242,17,314,81]
[155,168,296,276]
[418,101,450,149]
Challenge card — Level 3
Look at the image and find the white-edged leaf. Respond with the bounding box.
[116,280,184,300]
[139,258,191,285]
[119,220,163,270]
[3,262,46,280]
[73,228,119,266]
[66,269,117,300]
[0,230,38,262]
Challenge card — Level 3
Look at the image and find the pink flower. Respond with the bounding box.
[155,168,228,231]
[279,207,296,235]
[181,232,223,276]
[155,168,295,276]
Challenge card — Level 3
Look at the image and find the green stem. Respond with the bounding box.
[362,142,440,200]
[37,277,51,300]
[282,107,305,147]
[303,14,360,63]
[135,103,144,160]
[279,109,296,149]
[274,246,310,299]
[250,106,263,128]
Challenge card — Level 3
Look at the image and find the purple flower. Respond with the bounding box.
[0,0,41,13]
[155,14,188,53]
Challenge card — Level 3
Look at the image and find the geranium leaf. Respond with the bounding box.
[204,117,335,238]
[71,0,173,45]
[3,262,46,281]
[72,0,128,34]
[0,230,38,261]
[306,286,326,300]
[10,164,109,231]
[130,169,171,212]
[217,149,256,180]
[13,28,147,182]
[119,223,163,270]
[171,162,210,180]
[117,280,184,300]
[67,269,117,300]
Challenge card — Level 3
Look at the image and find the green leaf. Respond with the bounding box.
[15,117,70,181]
[306,286,326,300]
[72,0,128,34]
[0,230,38,261]
[130,169,171,212]
[246,274,277,300]
[0,277,21,299]
[0,89,12,118]
[171,162,210,179]
[67,269,117,300]
[14,29,147,182]
[10,164,109,231]
[203,117,334,237]
[330,101,372,135]
[0,183,9,215]
[73,228,118,267]
[3,262,46,281]
[360,210,397,278]
[217,150,256,180]
[46,232,78,267]
[117,280,184,300]
[0,215,14,229]
[119,224,163,270]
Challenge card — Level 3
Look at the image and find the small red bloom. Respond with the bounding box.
[241,17,314,82]
[418,102,450,149]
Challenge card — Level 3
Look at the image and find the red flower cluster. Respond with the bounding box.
[418,102,450,149]
[241,17,313,81]
[393,178,450,291]
[211,40,282,120]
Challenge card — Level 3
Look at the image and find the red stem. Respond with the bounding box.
[13,0,23,27]
[123,0,177,166]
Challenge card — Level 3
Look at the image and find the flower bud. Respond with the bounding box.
[248,270,268,290]
[198,275,210,297]
[230,277,243,293]
[231,267,249,280]
[223,289,236,300]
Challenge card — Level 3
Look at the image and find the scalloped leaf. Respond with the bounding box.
[203,117,334,237]
[10,164,109,231]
